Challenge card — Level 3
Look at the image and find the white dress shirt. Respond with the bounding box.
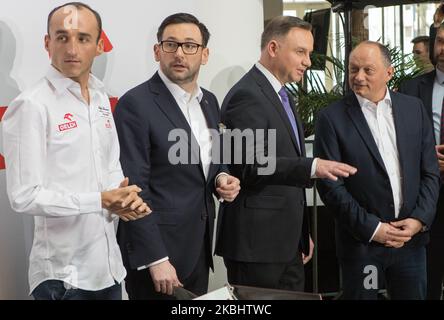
[2,66,126,294]
[255,62,318,177]
[432,68,444,144]
[159,69,212,179]
[355,89,403,241]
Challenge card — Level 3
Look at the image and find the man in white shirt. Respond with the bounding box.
[114,13,240,299]
[315,41,440,299]
[2,2,150,300]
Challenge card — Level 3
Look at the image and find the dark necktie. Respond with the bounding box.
[278,87,301,150]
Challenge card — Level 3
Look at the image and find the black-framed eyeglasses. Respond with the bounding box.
[160,40,203,55]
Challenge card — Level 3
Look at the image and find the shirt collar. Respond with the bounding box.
[355,87,392,109]
[436,68,444,85]
[45,65,105,95]
[255,62,283,94]
[158,69,203,103]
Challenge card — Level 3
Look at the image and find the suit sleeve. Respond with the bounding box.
[409,101,440,228]
[114,94,168,269]
[314,110,380,242]
[207,92,230,195]
[223,89,313,188]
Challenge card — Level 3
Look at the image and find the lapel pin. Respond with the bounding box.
[218,123,227,135]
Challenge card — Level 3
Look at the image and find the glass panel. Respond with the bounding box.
[368,7,383,42]
[384,6,396,46]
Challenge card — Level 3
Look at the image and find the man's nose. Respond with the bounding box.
[302,53,311,68]
[354,69,365,81]
[66,39,79,56]
[174,45,185,58]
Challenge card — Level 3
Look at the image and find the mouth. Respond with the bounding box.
[64,60,81,64]
[172,64,188,71]
[296,69,305,76]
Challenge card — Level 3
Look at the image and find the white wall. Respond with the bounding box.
[0,0,263,299]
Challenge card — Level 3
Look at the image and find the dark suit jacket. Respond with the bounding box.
[114,72,225,280]
[399,70,444,238]
[314,91,440,259]
[399,70,435,125]
[215,66,314,263]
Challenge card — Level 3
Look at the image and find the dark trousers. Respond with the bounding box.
[427,188,444,300]
[125,240,210,300]
[340,246,426,300]
[32,280,122,300]
[224,253,305,292]
[426,236,444,299]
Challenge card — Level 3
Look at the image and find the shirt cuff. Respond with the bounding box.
[310,158,318,178]
[78,192,102,214]
[137,257,169,271]
[369,222,382,242]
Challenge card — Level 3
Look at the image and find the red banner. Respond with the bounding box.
[0,106,8,170]
[101,31,113,53]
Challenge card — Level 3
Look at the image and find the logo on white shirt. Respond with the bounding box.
[64,113,74,122]
[59,113,78,132]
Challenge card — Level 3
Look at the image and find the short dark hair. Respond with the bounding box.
[261,16,312,50]
[411,35,430,47]
[47,2,102,43]
[157,13,210,47]
[353,41,392,67]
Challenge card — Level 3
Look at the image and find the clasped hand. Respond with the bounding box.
[101,178,152,222]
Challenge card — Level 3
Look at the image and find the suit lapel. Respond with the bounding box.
[200,93,219,181]
[390,92,406,195]
[251,67,302,155]
[200,94,218,131]
[150,73,201,168]
[345,94,387,174]
[418,71,435,123]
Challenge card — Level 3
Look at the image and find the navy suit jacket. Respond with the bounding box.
[114,72,225,280]
[215,66,313,263]
[314,91,440,259]
[399,70,444,238]
[399,70,435,128]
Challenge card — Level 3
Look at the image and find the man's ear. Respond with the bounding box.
[201,47,209,66]
[154,44,161,62]
[387,65,395,81]
[267,40,279,58]
[44,35,51,57]
[96,37,104,56]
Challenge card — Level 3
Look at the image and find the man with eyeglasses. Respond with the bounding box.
[114,13,240,300]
